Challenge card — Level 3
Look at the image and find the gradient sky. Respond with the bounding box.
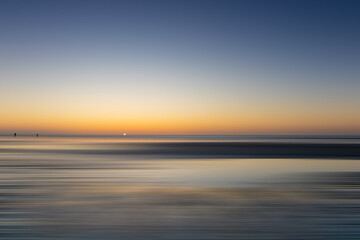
[1,0,359,134]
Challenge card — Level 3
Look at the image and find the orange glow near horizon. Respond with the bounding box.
[1,104,359,135]
[1,68,359,135]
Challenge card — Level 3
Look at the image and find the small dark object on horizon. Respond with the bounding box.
[14,132,16,137]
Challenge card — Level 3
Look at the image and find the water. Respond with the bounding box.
[1,135,360,239]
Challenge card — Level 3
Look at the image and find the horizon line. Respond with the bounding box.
[1,134,360,138]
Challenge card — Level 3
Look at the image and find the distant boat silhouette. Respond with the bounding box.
[36,133,39,137]
[14,133,16,137]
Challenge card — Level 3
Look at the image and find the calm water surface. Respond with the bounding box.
[1,135,360,239]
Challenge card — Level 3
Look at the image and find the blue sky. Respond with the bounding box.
[1,0,359,134]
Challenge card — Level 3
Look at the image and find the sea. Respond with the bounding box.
[0,135,359,239]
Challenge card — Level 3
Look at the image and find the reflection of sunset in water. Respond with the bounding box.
[0,136,360,239]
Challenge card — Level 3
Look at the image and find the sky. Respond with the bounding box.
[0,0,359,135]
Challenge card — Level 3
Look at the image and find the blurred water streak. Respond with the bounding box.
[0,136,359,239]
